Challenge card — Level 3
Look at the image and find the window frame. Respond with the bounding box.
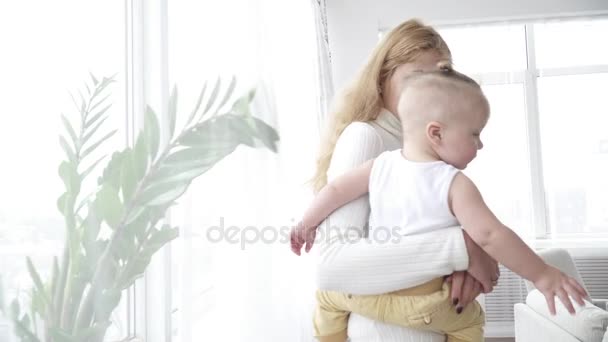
[437,16,608,240]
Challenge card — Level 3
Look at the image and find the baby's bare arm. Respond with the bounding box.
[449,173,545,281]
[449,172,587,314]
[290,159,374,255]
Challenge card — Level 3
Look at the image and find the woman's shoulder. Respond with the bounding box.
[338,121,382,145]
[329,121,386,177]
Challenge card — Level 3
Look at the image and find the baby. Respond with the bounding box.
[291,65,588,342]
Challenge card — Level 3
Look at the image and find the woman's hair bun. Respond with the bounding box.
[436,60,453,72]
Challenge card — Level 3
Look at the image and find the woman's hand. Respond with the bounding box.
[446,271,484,313]
[463,230,499,293]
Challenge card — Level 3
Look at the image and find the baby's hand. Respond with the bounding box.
[290,221,317,256]
[533,265,588,315]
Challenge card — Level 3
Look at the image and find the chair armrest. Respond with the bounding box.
[527,289,608,342]
[593,299,608,311]
[514,303,580,342]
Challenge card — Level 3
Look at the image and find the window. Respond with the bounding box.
[166,1,321,341]
[0,1,128,340]
[438,17,608,239]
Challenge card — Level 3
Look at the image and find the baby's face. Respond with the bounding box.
[436,95,489,170]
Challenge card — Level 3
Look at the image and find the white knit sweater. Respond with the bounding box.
[314,109,470,341]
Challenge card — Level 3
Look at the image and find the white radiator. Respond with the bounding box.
[482,248,608,338]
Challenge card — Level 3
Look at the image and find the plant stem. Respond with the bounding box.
[54,245,69,331]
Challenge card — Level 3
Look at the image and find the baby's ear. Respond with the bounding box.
[426,121,442,145]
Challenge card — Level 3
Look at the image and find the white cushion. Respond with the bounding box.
[514,303,580,342]
[527,289,608,342]
[348,313,444,342]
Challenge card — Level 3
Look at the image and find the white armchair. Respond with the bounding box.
[514,248,608,342]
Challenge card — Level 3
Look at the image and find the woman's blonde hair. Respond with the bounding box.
[312,19,452,192]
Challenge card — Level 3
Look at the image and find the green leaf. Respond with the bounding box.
[178,127,239,150]
[145,106,161,161]
[117,255,151,290]
[50,327,74,342]
[94,184,124,229]
[61,114,78,147]
[186,81,208,127]
[249,116,279,152]
[214,76,236,114]
[14,315,40,342]
[98,151,125,187]
[202,78,221,115]
[74,191,95,216]
[168,85,178,139]
[69,92,81,113]
[138,181,189,207]
[78,91,86,113]
[74,321,111,341]
[124,205,146,226]
[80,154,106,181]
[143,225,179,256]
[88,93,111,114]
[248,88,256,102]
[30,287,45,316]
[112,230,135,261]
[82,211,102,252]
[20,314,31,331]
[57,192,68,214]
[26,257,51,308]
[150,166,211,186]
[89,72,99,86]
[10,298,20,319]
[164,147,233,166]
[58,161,80,195]
[82,116,109,144]
[180,114,249,147]
[90,76,114,103]
[94,289,121,320]
[228,115,256,147]
[81,129,117,160]
[132,130,149,179]
[50,256,59,306]
[59,135,77,163]
[120,148,137,203]
[85,104,111,129]
[230,92,252,116]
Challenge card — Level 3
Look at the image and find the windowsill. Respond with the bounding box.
[527,237,608,250]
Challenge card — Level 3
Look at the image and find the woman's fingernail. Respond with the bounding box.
[453,298,459,305]
[456,306,463,314]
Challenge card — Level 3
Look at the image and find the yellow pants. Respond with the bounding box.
[313,278,485,342]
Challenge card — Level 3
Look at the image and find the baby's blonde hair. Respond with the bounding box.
[398,63,488,135]
[311,19,452,193]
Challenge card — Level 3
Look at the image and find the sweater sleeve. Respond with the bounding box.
[314,122,470,295]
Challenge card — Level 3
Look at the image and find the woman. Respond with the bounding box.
[312,19,499,341]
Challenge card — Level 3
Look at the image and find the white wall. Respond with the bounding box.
[326,0,608,92]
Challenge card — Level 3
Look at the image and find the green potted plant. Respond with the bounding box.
[0,74,279,342]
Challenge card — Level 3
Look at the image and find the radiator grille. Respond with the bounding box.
[484,249,608,335]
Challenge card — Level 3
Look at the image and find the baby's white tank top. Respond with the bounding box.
[368,150,461,238]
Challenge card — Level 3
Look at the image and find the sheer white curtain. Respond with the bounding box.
[311,0,335,127]
[0,1,129,340]
[167,0,323,341]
